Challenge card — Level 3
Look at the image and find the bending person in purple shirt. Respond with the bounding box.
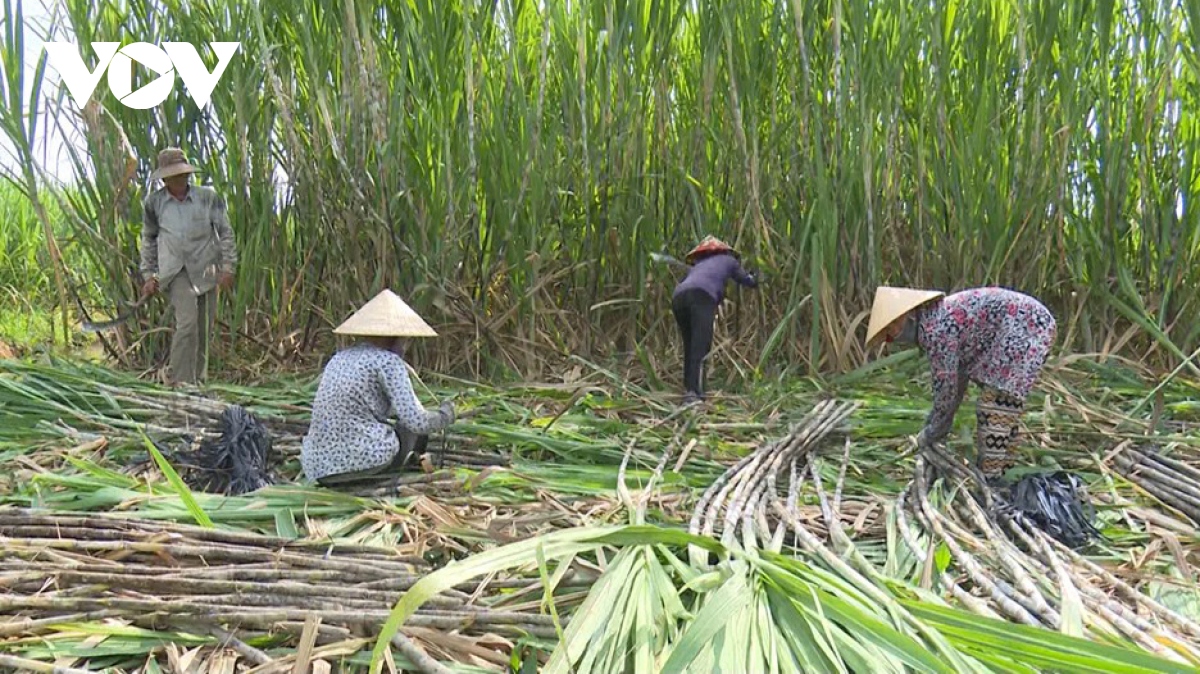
[671,236,758,404]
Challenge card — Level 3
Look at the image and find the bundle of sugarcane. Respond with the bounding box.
[688,399,865,550]
[0,508,579,671]
[1110,442,1200,525]
[897,450,1200,666]
[685,402,1200,667]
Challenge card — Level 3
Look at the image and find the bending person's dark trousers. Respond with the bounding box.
[672,288,718,398]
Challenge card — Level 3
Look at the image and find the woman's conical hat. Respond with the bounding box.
[685,236,738,263]
[865,286,945,347]
[333,289,438,338]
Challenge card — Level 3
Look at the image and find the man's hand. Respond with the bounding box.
[141,277,159,298]
[217,271,235,292]
[438,401,456,425]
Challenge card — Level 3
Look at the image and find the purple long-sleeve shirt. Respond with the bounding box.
[672,253,757,303]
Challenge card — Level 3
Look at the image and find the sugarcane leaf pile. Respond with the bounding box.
[3,357,1200,672]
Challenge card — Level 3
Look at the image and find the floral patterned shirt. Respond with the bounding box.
[915,288,1056,444]
[301,344,450,481]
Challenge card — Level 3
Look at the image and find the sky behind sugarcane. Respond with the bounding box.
[0,0,79,184]
[1,2,291,205]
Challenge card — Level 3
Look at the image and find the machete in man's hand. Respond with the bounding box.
[649,252,690,269]
[81,294,152,333]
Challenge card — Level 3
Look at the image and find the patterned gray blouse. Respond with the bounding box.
[301,344,450,481]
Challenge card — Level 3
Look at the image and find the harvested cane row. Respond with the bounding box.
[7,371,506,469]
[900,448,1200,666]
[84,394,509,498]
[686,399,1200,667]
[688,399,864,548]
[1112,442,1200,525]
[0,508,574,671]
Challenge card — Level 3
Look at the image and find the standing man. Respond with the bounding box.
[139,147,238,385]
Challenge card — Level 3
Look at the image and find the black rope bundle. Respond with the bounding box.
[170,405,276,495]
[1002,472,1102,549]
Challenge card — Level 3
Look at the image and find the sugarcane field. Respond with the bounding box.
[3,1,1200,673]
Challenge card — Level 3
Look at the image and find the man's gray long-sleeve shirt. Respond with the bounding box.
[140,184,238,293]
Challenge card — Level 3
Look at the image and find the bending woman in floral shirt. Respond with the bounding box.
[865,287,1057,481]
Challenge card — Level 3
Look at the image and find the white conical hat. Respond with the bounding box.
[333,289,438,338]
[865,286,945,347]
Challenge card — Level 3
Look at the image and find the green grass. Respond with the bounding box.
[0,294,54,349]
[0,182,45,293]
[0,180,52,350]
[0,171,105,355]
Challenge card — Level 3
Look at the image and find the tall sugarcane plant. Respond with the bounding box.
[2,0,1200,381]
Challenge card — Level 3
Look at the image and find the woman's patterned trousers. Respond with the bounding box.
[975,387,1025,479]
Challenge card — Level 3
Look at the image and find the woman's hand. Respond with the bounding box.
[915,427,932,450]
